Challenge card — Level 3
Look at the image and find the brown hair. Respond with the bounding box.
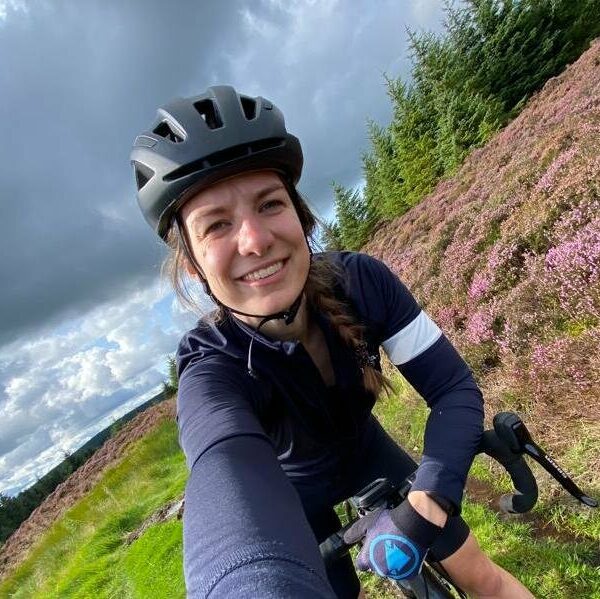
[163,183,391,398]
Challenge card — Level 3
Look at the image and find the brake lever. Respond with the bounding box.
[493,412,598,508]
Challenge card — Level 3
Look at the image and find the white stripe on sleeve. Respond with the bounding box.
[382,311,443,365]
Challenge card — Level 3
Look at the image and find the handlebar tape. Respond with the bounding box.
[478,430,538,513]
[319,522,353,568]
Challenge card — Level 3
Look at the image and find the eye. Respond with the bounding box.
[260,198,285,212]
[203,220,230,236]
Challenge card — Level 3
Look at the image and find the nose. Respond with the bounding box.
[237,214,274,256]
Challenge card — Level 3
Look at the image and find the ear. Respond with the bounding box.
[184,259,197,277]
[183,256,207,282]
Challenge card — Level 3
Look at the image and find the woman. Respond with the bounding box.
[131,86,533,598]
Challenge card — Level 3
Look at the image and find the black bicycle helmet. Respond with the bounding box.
[131,85,303,239]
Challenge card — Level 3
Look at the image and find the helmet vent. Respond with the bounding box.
[133,161,155,190]
[194,99,223,129]
[240,96,257,120]
[154,121,184,143]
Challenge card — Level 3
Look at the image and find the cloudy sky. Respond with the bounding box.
[0,0,447,496]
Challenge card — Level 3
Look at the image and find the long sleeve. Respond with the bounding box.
[176,336,335,598]
[183,435,336,597]
[336,252,484,513]
[393,334,484,512]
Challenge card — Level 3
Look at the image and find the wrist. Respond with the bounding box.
[407,491,449,527]
[389,499,443,550]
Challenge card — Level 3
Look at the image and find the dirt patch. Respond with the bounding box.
[0,397,176,579]
[464,476,597,547]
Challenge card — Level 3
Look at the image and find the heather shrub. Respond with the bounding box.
[545,213,600,323]
[364,40,600,482]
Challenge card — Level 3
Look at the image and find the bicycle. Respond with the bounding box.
[320,412,598,598]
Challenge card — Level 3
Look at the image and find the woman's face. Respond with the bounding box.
[180,170,310,318]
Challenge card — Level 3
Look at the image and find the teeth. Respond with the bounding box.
[243,261,283,282]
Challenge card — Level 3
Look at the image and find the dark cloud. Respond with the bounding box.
[0,0,244,344]
[0,0,445,345]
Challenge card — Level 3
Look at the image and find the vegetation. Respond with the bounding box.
[2,5,599,596]
[0,390,168,548]
[1,383,597,598]
[364,35,600,488]
[331,0,600,249]
[162,354,179,397]
[0,449,95,546]
[329,184,377,251]
[0,420,187,598]
[352,374,600,598]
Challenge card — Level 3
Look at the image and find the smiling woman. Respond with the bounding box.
[131,86,534,599]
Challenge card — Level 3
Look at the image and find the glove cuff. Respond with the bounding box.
[389,500,443,550]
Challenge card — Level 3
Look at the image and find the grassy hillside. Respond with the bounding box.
[0,419,186,598]
[0,399,177,579]
[0,385,597,598]
[0,390,169,548]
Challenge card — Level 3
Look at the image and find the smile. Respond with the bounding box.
[241,260,285,282]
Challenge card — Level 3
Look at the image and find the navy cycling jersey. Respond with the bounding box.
[176,251,483,597]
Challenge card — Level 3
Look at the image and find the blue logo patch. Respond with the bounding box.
[369,534,421,580]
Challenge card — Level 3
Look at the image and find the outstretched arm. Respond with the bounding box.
[184,434,336,598]
[176,340,335,598]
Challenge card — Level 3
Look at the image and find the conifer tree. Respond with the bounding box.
[332,0,600,247]
[163,355,179,396]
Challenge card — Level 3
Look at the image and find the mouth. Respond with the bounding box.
[239,259,287,283]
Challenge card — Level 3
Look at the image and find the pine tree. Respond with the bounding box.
[163,355,179,396]
[331,183,377,251]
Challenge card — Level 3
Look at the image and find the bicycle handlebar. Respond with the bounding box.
[320,411,597,567]
[491,412,598,508]
[478,428,538,513]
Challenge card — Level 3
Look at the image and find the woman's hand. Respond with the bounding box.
[343,498,444,580]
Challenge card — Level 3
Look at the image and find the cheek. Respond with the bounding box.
[280,216,306,245]
[197,242,230,282]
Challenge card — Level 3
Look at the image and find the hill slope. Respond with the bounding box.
[365,38,600,483]
[0,398,176,578]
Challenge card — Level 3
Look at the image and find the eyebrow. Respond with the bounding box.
[191,182,287,226]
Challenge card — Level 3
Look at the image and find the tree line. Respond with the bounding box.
[0,447,96,545]
[328,0,600,250]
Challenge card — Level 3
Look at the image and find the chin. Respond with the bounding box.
[246,293,299,316]
[246,301,289,316]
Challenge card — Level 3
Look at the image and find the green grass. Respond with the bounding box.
[2,380,598,598]
[462,502,599,598]
[367,373,600,598]
[0,420,187,599]
[122,520,185,599]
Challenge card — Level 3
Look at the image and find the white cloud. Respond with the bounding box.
[0,0,28,22]
[0,279,189,495]
[60,346,116,402]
